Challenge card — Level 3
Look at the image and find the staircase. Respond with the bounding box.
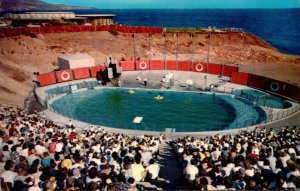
[137,142,188,190]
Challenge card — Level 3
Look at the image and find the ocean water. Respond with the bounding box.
[73,9,300,55]
[50,88,265,132]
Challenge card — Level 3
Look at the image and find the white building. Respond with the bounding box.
[58,54,95,70]
[2,12,115,26]
[4,12,76,20]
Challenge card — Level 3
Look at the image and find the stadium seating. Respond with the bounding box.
[0,105,299,190]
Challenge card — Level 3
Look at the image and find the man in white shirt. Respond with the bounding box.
[35,141,48,156]
[55,139,64,154]
[109,155,121,174]
[146,159,160,180]
[266,149,277,170]
[183,152,193,165]
[27,151,40,166]
[280,151,291,167]
[121,163,133,180]
[0,160,18,188]
[184,159,199,181]
[131,155,146,182]
[221,160,233,177]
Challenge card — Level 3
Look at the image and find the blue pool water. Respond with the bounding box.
[50,88,266,132]
[232,89,292,109]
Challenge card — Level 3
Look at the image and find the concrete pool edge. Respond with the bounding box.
[35,77,300,136]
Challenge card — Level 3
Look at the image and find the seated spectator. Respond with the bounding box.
[131,154,146,182]
[146,159,160,180]
[0,160,17,189]
[184,158,199,182]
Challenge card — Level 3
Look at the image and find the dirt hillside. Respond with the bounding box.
[0,31,299,107]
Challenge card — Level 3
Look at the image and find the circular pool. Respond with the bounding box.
[49,88,266,132]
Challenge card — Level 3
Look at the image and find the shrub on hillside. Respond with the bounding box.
[108,30,119,36]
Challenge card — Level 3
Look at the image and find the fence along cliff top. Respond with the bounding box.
[0,25,244,38]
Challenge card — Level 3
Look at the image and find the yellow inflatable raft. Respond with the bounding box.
[128,90,135,94]
[154,95,164,101]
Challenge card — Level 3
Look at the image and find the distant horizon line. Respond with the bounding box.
[1,7,300,13]
[53,6,300,10]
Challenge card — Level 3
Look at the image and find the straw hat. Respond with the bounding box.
[61,159,72,169]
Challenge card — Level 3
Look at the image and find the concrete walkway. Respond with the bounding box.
[151,142,188,190]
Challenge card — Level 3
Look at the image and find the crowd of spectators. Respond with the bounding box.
[0,106,162,191]
[1,104,300,191]
[174,126,300,190]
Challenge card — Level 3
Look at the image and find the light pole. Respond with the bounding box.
[148,33,151,69]
[132,33,136,69]
[205,32,211,89]
[190,33,195,70]
[163,33,167,70]
[175,33,179,70]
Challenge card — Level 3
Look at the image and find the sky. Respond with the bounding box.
[44,0,300,9]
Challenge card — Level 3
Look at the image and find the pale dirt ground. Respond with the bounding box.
[0,31,299,107]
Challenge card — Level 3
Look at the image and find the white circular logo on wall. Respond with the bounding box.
[139,61,147,70]
[195,63,204,72]
[61,71,71,81]
[270,81,280,92]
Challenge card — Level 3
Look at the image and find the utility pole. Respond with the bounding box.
[205,32,211,89]
[148,33,151,69]
[175,33,179,70]
[164,33,167,70]
[190,33,195,70]
[133,33,136,69]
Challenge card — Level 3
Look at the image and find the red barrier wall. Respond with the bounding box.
[247,74,300,102]
[166,60,176,70]
[37,61,300,102]
[120,61,135,71]
[38,72,56,87]
[207,63,222,75]
[136,60,150,70]
[192,62,207,73]
[284,85,300,102]
[178,61,191,71]
[73,67,90,80]
[231,72,249,85]
[56,69,74,83]
[150,60,165,70]
[90,66,102,77]
[223,65,239,77]
[247,74,267,90]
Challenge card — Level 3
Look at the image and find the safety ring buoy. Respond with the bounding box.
[61,71,70,81]
[270,81,280,92]
[139,61,147,70]
[195,63,204,72]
